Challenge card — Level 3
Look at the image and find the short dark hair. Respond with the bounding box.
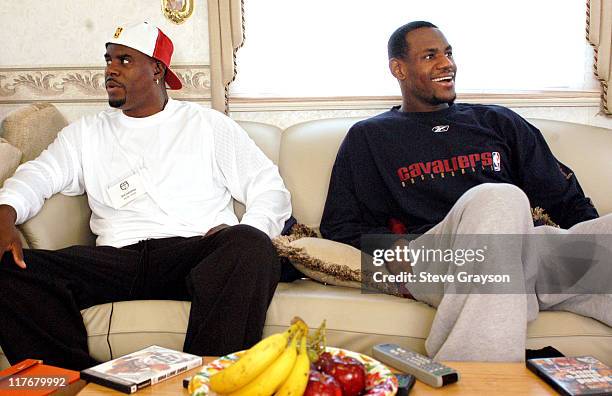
[388,21,438,59]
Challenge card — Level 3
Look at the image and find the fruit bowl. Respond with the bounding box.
[189,346,398,396]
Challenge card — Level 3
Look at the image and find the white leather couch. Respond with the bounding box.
[1,103,611,369]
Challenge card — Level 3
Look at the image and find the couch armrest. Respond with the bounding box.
[20,194,95,249]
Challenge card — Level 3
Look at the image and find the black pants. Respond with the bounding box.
[0,224,280,370]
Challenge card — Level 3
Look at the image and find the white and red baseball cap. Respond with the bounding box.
[106,22,182,90]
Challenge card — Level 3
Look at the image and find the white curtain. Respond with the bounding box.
[588,0,612,115]
[207,0,244,113]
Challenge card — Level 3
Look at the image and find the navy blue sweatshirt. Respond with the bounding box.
[320,104,598,248]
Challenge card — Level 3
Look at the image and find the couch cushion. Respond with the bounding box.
[1,280,610,369]
[280,118,364,229]
[0,102,68,163]
[526,311,612,363]
[236,120,282,165]
[20,194,95,249]
[531,119,612,215]
[264,280,436,354]
[233,120,283,220]
[81,300,191,363]
[72,280,436,361]
[70,280,612,366]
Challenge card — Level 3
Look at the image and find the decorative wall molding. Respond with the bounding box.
[0,65,211,104]
[229,91,602,112]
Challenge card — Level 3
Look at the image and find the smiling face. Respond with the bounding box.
[390,27,457,112]
[104,44,165,117]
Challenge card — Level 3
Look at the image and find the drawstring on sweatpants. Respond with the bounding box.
[128,239,150,298]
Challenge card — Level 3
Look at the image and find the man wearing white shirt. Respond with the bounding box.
[0,22,291,370]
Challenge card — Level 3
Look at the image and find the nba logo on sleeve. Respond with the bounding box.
[492,152,501,171]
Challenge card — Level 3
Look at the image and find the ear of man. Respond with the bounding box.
[154,61,166,86]
[389,58,408,81]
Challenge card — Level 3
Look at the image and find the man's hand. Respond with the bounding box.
[385,237,413,298]
[204,223,230,237]
[385,238,412,275]
[0,204,26,269]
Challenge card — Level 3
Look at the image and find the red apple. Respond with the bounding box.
[320,355,366,396]
[315,352,335,373]
[304,369,343,396]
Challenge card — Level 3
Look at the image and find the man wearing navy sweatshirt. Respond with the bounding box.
[320,21,612,361]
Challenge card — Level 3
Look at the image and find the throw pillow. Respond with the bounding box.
[532,207,559,227]
[275,236,362,288]
[273,209,558,296]
[0,138,22,187]
[1,102,68,162]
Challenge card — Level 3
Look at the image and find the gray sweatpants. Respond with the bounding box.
[406,183,612,361]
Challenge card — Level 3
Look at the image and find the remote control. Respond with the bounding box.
[372,343,459,388]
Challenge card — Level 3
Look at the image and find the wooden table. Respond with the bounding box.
[77,358,557,395]
[409,362,556,395]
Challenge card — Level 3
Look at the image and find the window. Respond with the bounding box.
[231,0,595,98]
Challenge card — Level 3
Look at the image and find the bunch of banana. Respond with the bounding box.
[209,320,310,396]
[227,329,299,396]
[276,332,310,396]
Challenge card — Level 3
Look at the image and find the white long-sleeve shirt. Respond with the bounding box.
[0,99,291,247]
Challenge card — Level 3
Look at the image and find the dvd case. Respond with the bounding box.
[80,345,202,394]
[527,356,612,396]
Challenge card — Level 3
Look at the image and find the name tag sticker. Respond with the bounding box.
[107,172,146,209]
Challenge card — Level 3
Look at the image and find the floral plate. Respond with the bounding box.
[188,346,398,395]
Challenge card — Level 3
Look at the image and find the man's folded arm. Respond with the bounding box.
[508,113,598,228]
[212,115,291,238]
[0,126,84,225]
[320,142,390,249]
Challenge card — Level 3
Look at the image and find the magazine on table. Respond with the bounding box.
[80,345,202,394]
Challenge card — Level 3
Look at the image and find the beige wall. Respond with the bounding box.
[0,0,211,122]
